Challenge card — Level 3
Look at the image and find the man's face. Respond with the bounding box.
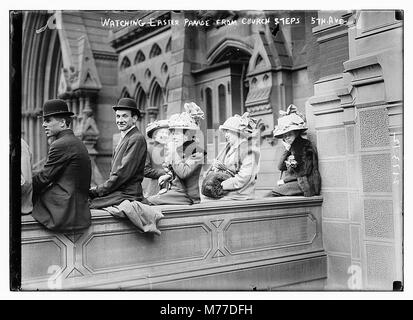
[115,110,136,132]
[42,116,65,137]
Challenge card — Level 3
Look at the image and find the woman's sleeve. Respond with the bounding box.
[172,152,205,179]
[299,145,315,177]
[278,150,290,171]
[221,152,257,191]
[144,149,165,179]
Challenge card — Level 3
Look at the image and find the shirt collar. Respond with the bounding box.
[120,125,135,139]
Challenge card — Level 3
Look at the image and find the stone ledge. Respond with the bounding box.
[21,196,326,290]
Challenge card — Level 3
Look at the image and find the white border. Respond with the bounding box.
[1,0,411,300]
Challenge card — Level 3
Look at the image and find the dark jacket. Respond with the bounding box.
[171,141,206,203]
[146,140,206,205]
[90,126,147,209]
[278,135,321,197]
[32,129,91,231]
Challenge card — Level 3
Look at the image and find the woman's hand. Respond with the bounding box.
[212,159,226,171]
[158,174,172,186]
[282,140,291,151]
[277,179,285,186]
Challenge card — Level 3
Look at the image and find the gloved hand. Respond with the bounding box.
[277,179,285,186]
[158,174,172,186]
[282,140,291,151]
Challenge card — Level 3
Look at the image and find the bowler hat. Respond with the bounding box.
[113,98,141,118]
[40,99,74,118]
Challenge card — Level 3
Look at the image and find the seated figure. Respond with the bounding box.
[142,119,170,198]
[202,112,261,201]
[271,104,321,197]
[145,103,206,205]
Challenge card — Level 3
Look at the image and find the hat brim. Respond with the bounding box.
[113,106,141,116]
[146,125,169,138]
[169,126,200,131]
[219,125,251,137]
[38,111,75,118]
[273,127,307,138]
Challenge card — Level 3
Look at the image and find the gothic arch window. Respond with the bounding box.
[151,82,164,108]
[148,81,165,121]
[149,43,162,58]
[218,84,227,124]
[136,86,147,111]
[135,86,147,130]
[165,37,171,53]
[134,50,145,64]
[120,88,131,98]
[255,54,265,69]
[205,87,213,130]
[120,56,131,70]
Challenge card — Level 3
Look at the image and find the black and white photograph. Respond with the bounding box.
[8,7,405,295]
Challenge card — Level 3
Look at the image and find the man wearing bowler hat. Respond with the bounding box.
[32,99,92,231]
[89,98,147,209]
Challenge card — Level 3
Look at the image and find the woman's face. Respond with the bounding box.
[169,129,192,145]
[153,128,170,145]
[224,130,240,146]
[282,131,298,145]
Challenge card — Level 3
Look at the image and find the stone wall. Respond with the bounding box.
[21,197,326,290]
[308,11,403,290]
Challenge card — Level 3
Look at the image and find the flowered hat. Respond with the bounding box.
[168,102,204,131]
[272,104,307,138]
[219,112,260,137]
[146,119,169,138]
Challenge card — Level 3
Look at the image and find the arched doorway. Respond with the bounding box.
[148,81,165,123]
[194,42,252,158]
[135,86,147,132]
[22,12,63,167]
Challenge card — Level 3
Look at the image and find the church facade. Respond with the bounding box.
[20,10,403,290]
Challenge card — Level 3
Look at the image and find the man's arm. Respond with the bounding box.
[94,135,146,197]
[32,142,68,192]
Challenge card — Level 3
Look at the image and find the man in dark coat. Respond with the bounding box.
[88,98,147,209]
[32,99,92,231]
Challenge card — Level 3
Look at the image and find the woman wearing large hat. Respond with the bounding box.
[141,119,170,198]
[145,102,207,205]
[201,112,261,201]
[271,104,321,197]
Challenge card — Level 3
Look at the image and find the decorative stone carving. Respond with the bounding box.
[77,105,100,152]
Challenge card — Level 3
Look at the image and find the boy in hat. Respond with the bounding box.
[32,99,92,231]
[89,98,147,208]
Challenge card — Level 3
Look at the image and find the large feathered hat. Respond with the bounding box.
[168,102,204,131]
[219,112,260,137]
[272,104,307,138]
